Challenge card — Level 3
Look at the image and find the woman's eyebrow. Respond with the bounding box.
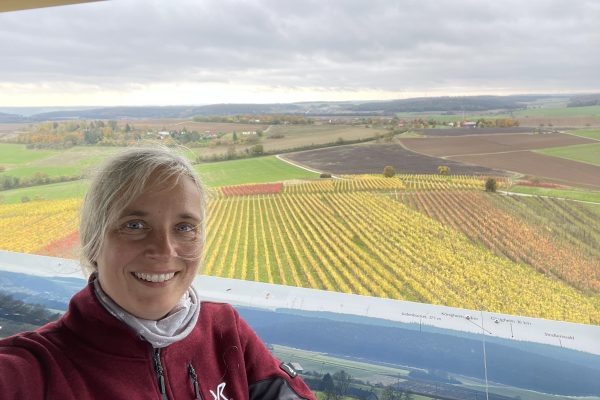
[120,210,148,218]
[178,212,201,220]
[119,210,200,220]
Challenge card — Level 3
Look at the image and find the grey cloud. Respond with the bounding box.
[0,0,599,96]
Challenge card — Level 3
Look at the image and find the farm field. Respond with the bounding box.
[0,144,124,180]
[195,156,319,187]
[400,190,600,293]
[116,119,268,134]
[262,124,386,150]
[2,175,599,325]
[282,143,507,176]
[0,154,315,203]
[507,185,600,203]
[535,142,600,166]
[414,127,535,136]
[516,115,600,127]
[395,107,600,128]
[448,151,600,189]
[191,124,387,160]
[511,105,600,118]
[0,123,30,139]
[571,128,600,140]
[399,133,596,157]
[0,180,88,204]
[0,143,59,164]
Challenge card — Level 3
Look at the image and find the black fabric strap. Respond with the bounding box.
[249,377,309,400]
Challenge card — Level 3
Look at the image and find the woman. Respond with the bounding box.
[0,147,315,400]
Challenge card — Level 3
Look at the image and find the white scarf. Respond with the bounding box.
[93,279,200,348]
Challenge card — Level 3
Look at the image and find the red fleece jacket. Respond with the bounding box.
[0,283,316,400]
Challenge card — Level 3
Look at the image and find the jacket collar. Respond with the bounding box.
[60,282,152,358]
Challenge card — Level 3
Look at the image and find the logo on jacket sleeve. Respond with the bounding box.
[210,382,229,400]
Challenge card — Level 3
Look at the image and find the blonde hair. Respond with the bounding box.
[79,146,206,277]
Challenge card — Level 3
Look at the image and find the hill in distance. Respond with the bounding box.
[1,94,596,122]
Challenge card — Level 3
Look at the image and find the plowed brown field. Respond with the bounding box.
[400,133,596,157]
[283,143,507,176]
[448,151,600,189]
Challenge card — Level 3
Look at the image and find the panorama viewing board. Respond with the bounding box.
[1,250,599,400]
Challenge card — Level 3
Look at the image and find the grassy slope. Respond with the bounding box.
[0,143,59,164]
[507,185,600,203]
[571,128,600,140]
[0,180,89,204]
[0,144,123,179]
[535,142,600,166]
[195,156,319,187]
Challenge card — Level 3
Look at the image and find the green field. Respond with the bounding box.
[535,142,600,166]
[507,185,600,203]
[394,105,600,123]
[0,155,317,203]
[0,144,123,179]
[511,105,600,118]
[195,156,319,186]
[0,180,89,204]
[571,128,600,140]
[0,144,59,165]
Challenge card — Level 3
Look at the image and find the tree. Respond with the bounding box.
[84,129,101,145]
[321,373,335,400]
[232,131,238,143]
[226,145,237,160]
[383,166,396,178]
[437,165,450,175]
[485,177,498,192]
[250,144,264,156]
[0,292,59,325]
[381,385,399,400]
[333,370,352,399]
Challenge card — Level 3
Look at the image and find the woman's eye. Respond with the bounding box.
[175,224,198,237]
[175,223,195,232]
[123,221,146,231]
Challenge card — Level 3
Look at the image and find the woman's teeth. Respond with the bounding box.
[134,272,176,283]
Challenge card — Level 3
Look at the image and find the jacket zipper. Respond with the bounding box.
[152,348,169,400]
[188,363,202,400]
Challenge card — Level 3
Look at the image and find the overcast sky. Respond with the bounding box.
[1,0,599,106]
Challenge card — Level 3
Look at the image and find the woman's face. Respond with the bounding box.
[96,175,203,320]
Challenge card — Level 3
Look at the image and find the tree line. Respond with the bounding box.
[0,291,60,326]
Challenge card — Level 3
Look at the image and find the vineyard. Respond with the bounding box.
[1,174,599,324]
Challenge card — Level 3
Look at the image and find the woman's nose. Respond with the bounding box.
[146,229,178,258]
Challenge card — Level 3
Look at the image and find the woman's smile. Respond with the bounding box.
[133,271,178,283]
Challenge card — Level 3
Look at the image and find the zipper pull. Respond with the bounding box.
[188,363,202,400]
[153,348,169,400]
